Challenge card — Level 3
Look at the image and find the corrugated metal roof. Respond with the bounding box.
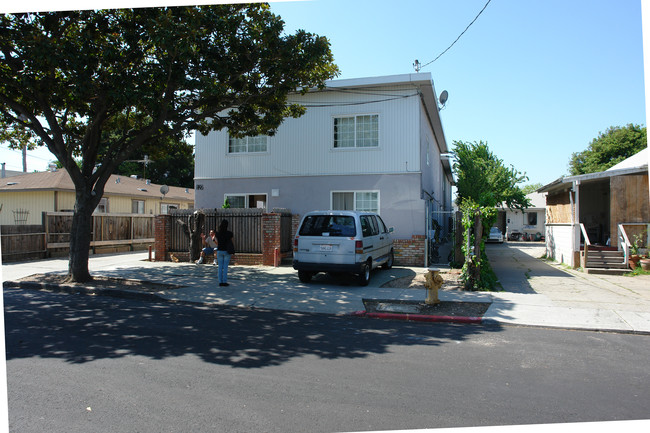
[0,170,194,201]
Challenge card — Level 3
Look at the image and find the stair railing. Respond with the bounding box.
[579,223,591,268]
[618,224,632,266]
[619,222,650,267]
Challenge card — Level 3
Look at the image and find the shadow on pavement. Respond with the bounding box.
[4,286,504,369]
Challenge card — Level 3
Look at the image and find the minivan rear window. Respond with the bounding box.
[299,215,356,237]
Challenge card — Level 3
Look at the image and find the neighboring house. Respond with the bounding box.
[0,169,194,225]
[495,192,547,240]
[194,73,454,266]
[538,148,649,270]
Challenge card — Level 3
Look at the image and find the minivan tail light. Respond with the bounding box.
[294,237,299,252]
[355,240,363,254]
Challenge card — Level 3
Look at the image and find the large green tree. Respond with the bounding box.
[453,140,530,213]
[0,6,338,282]
[116,137,195,189]
[452,140,529,290]
[569,124,647,175]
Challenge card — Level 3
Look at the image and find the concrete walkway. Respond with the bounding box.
[486,242,650,332]
[2,244,650,333]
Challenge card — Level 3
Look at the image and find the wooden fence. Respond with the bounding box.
[0,225,47,262]
[1,212,155,262]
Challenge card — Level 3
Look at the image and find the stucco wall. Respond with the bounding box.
[195,173,425,240]
[546,223,577,267]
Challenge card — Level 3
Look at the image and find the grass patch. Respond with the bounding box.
[626,266,650,277]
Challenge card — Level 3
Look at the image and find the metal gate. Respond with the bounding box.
[426,209,458,266]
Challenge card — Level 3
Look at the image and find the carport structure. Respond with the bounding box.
[539,157,648,272]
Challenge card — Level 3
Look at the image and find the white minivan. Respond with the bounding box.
[292,210,394,286]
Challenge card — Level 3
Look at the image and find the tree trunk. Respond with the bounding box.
[189,211,205,261]
[67,197,94,282]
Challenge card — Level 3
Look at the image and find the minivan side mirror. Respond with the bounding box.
[388,227,394,233]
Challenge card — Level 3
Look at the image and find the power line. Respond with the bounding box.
[420,0,493,69]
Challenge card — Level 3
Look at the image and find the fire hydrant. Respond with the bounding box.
[424,268,444,305]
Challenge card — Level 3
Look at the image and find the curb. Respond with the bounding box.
[3,280,167,303]
[351,310,484,324]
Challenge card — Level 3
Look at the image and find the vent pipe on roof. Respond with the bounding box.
[1,163,5,178]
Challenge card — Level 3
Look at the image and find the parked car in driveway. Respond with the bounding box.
[487,227,504,243]
[292,210,394,286]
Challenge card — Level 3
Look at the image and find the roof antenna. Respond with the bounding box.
[413,59,421,73]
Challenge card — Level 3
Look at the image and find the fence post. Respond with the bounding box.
[262,213,281,266]
[154,214,169,261]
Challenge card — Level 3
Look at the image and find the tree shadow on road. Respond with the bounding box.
[4,287,505,369]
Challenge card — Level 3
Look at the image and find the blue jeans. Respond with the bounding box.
[217,250,231,284]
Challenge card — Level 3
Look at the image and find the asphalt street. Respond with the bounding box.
[5,287,650,433]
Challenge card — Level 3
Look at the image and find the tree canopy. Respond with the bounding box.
[116,137,195,189]
[521,183,543,195]
[569,124,646,175]
[0,6,338,281]
[452,140,530,212]
[452,140,529,290]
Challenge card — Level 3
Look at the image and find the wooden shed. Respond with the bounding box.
[538,151,648,271]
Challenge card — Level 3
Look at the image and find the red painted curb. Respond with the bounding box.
[356,311,483,324]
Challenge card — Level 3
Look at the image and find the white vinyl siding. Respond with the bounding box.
[195,85,420,179]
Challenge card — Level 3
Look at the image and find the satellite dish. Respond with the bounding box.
[439,90,448,107]
[160,185,169,196]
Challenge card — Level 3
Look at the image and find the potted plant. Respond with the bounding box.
[640,254,650,271]
[628,235,642,270]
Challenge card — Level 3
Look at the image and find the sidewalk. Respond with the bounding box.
[2,245,650,334]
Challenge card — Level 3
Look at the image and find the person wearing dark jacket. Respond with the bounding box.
[216,219,234,286]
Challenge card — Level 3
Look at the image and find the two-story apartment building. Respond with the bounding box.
[194,73,454,266]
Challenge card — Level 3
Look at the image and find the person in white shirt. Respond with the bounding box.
[196,229,218,265]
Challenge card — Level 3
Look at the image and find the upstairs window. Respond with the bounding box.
[334,114,379,148]
[228,135,268,153]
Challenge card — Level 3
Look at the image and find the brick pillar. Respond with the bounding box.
[291,214,301,240]
[154,214,170,261]
[262,213,281,266]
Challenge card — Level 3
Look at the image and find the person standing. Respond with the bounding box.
[216,219,234,286]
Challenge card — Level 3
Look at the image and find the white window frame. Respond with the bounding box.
[132,199,145,214]
[94,197,109,213]
[228,134,269,154]
[160,203,179,214]
[525,211,538,227]
[224,193,268,210]
[333,114,380,149]
[330,190,380,213]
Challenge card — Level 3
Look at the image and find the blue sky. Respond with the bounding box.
[269,0,647,187]
[1,0,647,187]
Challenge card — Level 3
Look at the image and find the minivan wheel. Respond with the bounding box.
[298,271,313,283]
[382,250,394,270]
[357,262,371,286]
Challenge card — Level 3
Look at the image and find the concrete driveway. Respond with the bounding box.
[485,241,650,331]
